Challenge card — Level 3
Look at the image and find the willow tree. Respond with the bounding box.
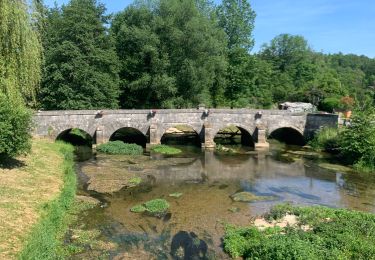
[0,0,41,157]
[0,0,42,105]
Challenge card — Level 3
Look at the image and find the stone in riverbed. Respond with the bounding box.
[76,195,101,206]
[230,191,276,203]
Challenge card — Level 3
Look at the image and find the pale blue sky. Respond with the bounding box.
[45,0,375,58]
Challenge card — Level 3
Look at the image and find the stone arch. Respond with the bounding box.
[212,123,256,147]
[159,124,203,146]
[109,127,148,147]
[56,128,93,146]
[268,126,305,145]
[105,122,150,142]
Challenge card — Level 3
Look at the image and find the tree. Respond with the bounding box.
[0,0,42,105]
[0,0,38,157]
[40,0,120,110]
[217,0,256,108]
[111,6,177,108]
[112,0,227,108]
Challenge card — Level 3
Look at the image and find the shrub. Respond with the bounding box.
[96,141,143,155]
[150,144,181,155]
[224,204,375,259]
[309,127,340,153]
[339,109,375,172]
[0,94,32,158]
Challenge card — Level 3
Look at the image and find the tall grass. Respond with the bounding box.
[19,142,76,260]
[309,127,340,153]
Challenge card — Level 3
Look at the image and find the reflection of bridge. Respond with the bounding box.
[33,108,338,149]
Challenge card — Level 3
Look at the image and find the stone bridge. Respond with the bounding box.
[32,108,338,149]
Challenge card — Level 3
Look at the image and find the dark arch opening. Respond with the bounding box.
[56,128,93,146]
[214,125,254,147]
[269,127,306,146]
[110,127,148,147]
[161,125,201,146]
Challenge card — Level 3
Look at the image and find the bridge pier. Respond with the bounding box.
[146,122,161,150]
[254,128,269,150]
[203,122,215,149]
[95,126,105,145]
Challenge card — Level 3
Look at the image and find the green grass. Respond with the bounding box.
[309,127,340,153]
[224,204,375,259]
[19,142,77,260]
[96,141,143,155]
[150,144,182,155]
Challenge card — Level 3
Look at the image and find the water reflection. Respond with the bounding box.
[72,145,375,258]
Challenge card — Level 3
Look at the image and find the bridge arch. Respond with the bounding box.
[268,126,305,145]
[159,124,203,146]
[109,127,148,147]
[212,124,255,147]
[56,128,93,146]
[106,122,150,142]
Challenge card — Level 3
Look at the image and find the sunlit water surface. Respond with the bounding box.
[71,143,375,259]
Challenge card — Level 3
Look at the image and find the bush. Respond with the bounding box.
[309,127,340,153]
[224,204,375,259]
[96,141,143,155]
[0,94,32,158]
[150,144,181,155]
[339,109,375,172]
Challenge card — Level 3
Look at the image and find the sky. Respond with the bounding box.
[44,0,375,58]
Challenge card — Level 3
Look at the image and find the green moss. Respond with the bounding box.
[130,199,170,216]
[224,204,375,259]
[129,177,142,186]
[96,141,143,155]
[151,145,181,155]
[130,204,146,213]
[230,191,276,202]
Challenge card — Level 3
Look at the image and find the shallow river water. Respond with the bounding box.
[71,143,375,259]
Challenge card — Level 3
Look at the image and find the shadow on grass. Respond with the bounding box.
[0,155,26,169]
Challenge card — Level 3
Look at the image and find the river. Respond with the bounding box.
[68,142,375,259]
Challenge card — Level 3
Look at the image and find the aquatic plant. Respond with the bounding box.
[129,177,142,186]
[130,199,170,216]
[224,204,375,259]
[150,145,182,155]
[96,141,143,155]
[130,205,146,213]
[144,199,170,214]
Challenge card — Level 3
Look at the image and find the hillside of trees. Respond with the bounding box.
[14,0,375,111]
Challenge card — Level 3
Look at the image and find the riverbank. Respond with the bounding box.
[224,204,375,259]
[0,139,76,259]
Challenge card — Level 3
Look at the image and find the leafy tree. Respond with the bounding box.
[0,0,40,158]
[113,0,227,108]
[111,6,176,108]
[40,0,120,110]
[217,0,256,108]
[0,0,42,105]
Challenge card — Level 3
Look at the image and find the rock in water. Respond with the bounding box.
[230,191,276,202]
